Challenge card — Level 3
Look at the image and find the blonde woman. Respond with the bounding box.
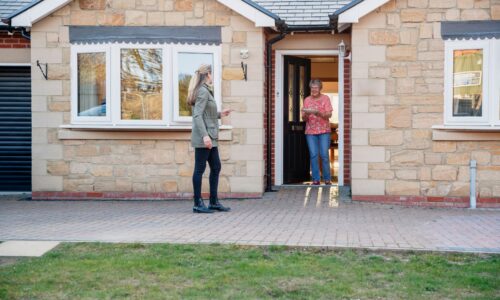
[188,64,232,213]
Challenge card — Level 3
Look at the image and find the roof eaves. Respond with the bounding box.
[328,0,364,32]
[330,0,364,18]
[241,0,281,21]
[2,0,43,25]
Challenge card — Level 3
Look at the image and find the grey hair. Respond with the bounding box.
[309,79,323,89]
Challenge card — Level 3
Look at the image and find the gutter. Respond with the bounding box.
[0,0,42,40]
[329,0,364,33]
[285,25,333,33]
[0,25,30,40]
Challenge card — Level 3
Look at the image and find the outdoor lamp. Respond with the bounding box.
[338,40,346,57]
[240,49,249,81]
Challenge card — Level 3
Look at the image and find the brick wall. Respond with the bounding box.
[0,32,30,48]
[343,56,351,186]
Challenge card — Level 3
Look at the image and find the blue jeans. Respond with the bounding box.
[192,147,221,199]
[306,133,331,182]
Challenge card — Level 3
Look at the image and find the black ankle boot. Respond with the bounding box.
[208,198,231,212]
[193,198,213,213]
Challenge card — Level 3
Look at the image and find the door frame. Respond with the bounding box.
[275,50,344,186]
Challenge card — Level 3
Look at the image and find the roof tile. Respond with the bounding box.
[0,0,37,23]
[252,0,354,26]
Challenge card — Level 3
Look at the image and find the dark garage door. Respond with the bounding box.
[0,66,31,192]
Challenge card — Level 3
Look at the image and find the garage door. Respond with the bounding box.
[0,66,31,192]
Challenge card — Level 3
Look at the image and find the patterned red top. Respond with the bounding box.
[303,94,333,135]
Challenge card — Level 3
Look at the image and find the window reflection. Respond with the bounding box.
[121,49,162,120]
[452,49,483,117]
[177,52,213,117]
[78,52,106,117]
[299,65,305,122]
[288,64,295,122]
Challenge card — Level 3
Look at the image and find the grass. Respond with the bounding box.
[0,243,499,299]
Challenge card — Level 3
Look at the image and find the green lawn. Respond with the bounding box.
[0,243,498,299]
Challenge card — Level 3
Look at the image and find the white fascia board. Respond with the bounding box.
[216,0,275,27]
[338,0,390,24]
[11,0,72,27]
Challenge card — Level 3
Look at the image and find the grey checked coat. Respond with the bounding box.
[191,84,220,148]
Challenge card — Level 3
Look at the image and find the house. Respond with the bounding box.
[2,0,499,207]
[0,0,34,192]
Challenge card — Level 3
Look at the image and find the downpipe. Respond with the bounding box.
[265,32,287,192]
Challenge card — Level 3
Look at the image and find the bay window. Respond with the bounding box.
[71,43,220,127]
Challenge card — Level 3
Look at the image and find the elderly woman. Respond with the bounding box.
[301,79,333,185]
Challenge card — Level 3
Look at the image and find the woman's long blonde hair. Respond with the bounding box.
[187,64,212,106]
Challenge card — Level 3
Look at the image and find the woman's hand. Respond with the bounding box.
[316,111,332,120]
[221,108,234,117]
[302,108,318,115]
[203,136,212,149]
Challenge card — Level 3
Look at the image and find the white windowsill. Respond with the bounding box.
[432,124,500,141]
[432,125,500,132]
[60,124,233,131]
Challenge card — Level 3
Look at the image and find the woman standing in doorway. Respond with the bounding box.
[301,79,333,185]
[188,64,232,213]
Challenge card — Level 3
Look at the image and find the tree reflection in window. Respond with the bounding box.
[177,52,213,117]
[121,49,162,120]
[78,52,106,117]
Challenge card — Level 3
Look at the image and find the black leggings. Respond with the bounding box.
[192,147,221,199]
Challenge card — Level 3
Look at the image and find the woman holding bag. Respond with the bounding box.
[188,64,232,213]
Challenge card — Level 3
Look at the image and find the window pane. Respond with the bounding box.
[299,65,305,122]
[452,49,483,117]
[178,52,213,117]
[78,53,106,117]
[121,49,162,120]
[288,64,295,122]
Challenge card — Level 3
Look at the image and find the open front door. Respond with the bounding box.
[283,56,311,184]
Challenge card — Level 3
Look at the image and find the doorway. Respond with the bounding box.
[276,50,342,186]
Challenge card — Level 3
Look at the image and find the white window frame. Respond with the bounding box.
[492,39,500,126]
[444,39,490,125]
[172,45,221,124]
[111,44,168,126]
[70,43,221,128]
[71,44,112,124]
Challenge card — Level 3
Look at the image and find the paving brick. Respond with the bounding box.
[0,188,498,253]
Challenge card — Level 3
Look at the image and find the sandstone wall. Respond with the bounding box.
[350,0,500,201]
[31,0,266,197]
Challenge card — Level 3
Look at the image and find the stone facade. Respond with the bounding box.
[350,0,500,206]
[31,0,266,198]
[0,31,31,64]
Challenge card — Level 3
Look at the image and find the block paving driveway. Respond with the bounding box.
[1,187,499,253]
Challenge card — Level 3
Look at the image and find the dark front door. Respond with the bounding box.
[0,66,31,191]
[283,56,311,184]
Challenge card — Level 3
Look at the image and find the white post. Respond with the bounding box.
[338,41,345,186]
[470,160,477,209]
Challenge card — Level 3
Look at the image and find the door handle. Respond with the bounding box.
[291,125,304,131]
